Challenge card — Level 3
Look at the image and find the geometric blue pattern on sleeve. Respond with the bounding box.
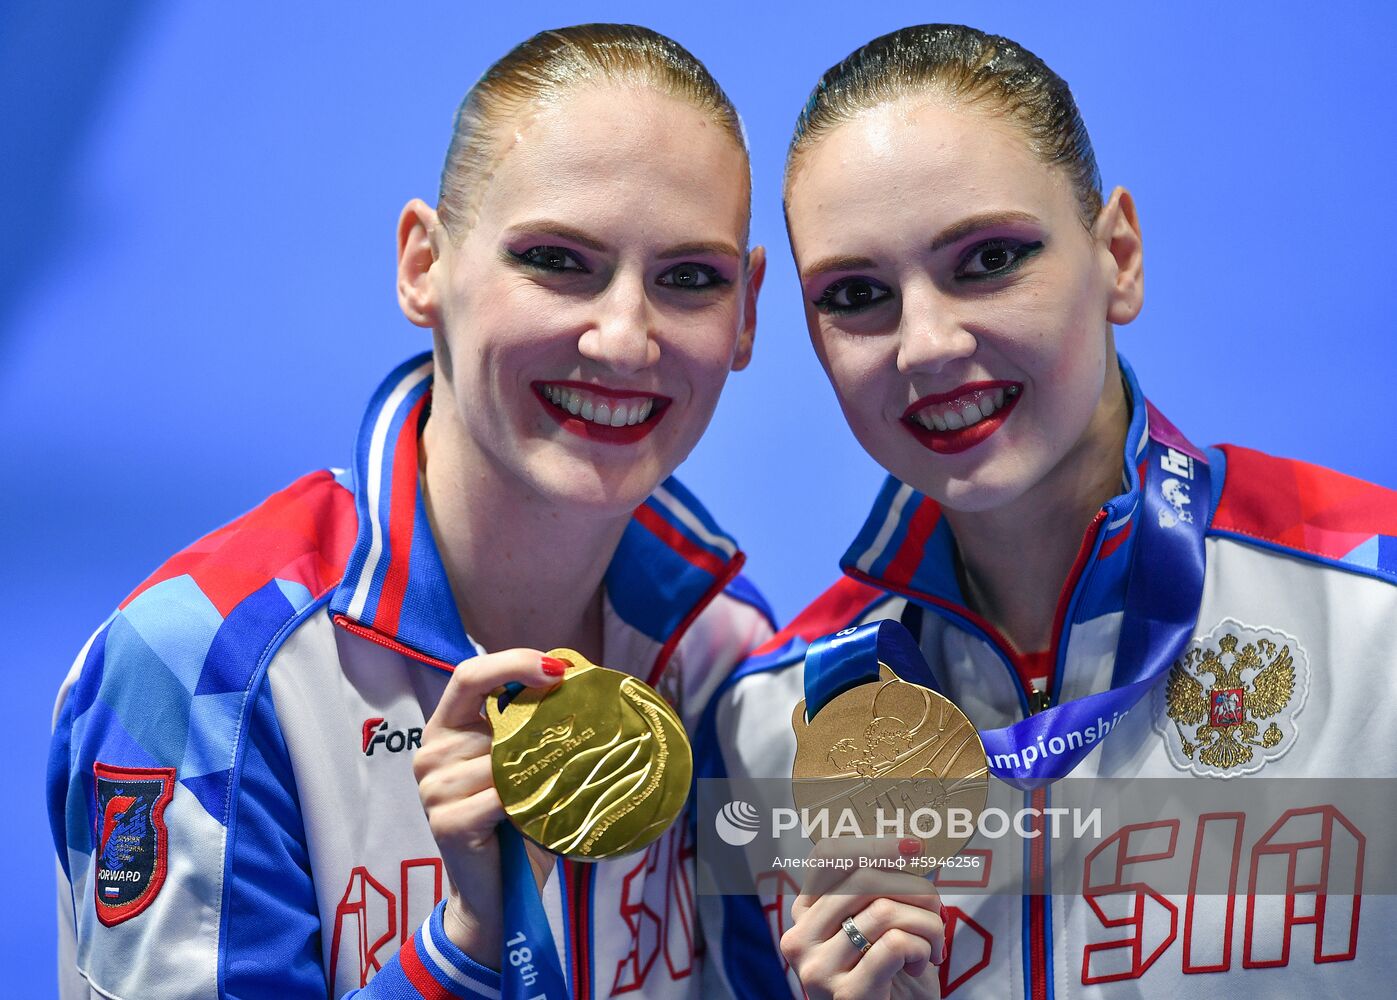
[181,768,234,826]
[120,575,223,694]
[183,690,249,779]
[63,698,161,857]
[95,621,192,767]
[66,625,109,722]
[195,581,297,696]
[274,577,314,613]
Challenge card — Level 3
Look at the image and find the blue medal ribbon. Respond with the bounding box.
[804,429,1211,790]
[499,822,569,999]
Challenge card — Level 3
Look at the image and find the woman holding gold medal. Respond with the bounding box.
[49,24,775,1000]
[705,23,1397,1000]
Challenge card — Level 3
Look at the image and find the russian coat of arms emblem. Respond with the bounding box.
[1157,619,1309,777]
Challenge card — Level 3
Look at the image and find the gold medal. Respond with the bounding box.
[792,664,988,859]
[488,649,692,861]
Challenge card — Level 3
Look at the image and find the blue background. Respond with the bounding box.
[5,1,1394,992]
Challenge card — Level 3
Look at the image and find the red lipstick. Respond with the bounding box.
[532,381,670,445]
[902,380,1021,455]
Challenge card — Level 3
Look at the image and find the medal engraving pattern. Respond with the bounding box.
[489,649,692,860]
[792,665,988,859]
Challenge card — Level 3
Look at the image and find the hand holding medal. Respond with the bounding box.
[413,649,568,970]
[487,648,692,860]
[780,622,988,1000]
[415,645,692,998]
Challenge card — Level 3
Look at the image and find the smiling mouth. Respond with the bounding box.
[533,381,670,444]
[902,381,1021,454]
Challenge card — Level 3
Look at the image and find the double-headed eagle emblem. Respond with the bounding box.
[1165,632,1298,772]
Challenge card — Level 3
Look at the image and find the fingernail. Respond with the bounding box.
[899,837,922,857]
[541,655,568,677]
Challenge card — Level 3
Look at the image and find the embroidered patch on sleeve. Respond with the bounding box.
[92,763,176,926]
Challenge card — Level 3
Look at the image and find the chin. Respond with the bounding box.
[896,449,1041,515]
[931,477,1030,514]
[529,458,669,518]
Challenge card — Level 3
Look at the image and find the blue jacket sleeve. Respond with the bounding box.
[49,599,505,1000]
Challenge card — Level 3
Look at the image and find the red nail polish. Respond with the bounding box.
[541,655,568,677]
[899,837,922,856]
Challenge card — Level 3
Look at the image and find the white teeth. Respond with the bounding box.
[909,384,1019,433]
[540,384,658,428]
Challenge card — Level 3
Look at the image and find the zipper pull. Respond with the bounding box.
[1028,687,1051,714]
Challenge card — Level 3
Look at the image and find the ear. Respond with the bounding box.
[1093,186,1143,326]
[731,244,766,372]
[397,198,442,328]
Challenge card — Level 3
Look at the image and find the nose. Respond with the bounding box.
[895,281,976,375]
[576,272,661,375]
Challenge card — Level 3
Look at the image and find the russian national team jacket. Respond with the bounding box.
[697,359,1397,1000]
[48,353,776,1000]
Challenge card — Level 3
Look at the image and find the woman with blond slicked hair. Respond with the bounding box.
[50,23,775,999]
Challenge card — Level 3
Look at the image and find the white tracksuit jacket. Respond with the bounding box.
[48,354,775,1000]
[696,361,1397,1000]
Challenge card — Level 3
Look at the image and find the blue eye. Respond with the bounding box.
[958,239,1043,279]
[812,276,892,315]
[512,246,588,273]
[657,262,726,290]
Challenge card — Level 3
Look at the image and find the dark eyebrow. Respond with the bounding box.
[800,254,879,281]
[801,211,1045,281]
[657,241,742,262]
[505,220,608,253]
[928,211,1042,252]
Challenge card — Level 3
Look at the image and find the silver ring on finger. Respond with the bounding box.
[841,916,873,955]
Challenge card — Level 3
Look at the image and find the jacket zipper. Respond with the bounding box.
[855,507,1109,1000]
[584,552,745,994]
[331,614,455,672]
[1027,509,1106,1000]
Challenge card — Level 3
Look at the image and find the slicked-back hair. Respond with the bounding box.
[439,23,748,240]
[787,24,1102,224]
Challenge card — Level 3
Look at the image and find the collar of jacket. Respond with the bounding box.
[328,353,747,679]
[840,354,1161,662]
